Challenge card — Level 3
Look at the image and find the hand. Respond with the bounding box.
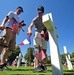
[0,25,5,30]
[19,20,26,27]
[27,31,32,37]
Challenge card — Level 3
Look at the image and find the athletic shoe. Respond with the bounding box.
[35,66,42,72]
[3,63,12,70]
[0,65,3,71]
[40,64,47,70]
[3,66,12,70]
[0,63,11,70]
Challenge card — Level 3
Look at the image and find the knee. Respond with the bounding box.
[3,47,9,53]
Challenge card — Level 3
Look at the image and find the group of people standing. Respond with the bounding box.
[0,5,49,72]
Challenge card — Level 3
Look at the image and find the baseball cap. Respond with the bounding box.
[37,6,44,13]
[17,6,24,12]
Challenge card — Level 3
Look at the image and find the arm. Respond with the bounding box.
[0,16,9,30]
[1,16,9,26]
[27,23,34,37]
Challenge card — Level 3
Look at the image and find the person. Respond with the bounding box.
[0,6,25,70]
[27,6,49,72]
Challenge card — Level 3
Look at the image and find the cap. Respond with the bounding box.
[38,6,44,13]
[17,6,24,12]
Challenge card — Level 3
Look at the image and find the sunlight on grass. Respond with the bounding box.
[0,66,74,75]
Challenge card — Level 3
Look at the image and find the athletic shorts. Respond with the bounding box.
[0,28,16,50]
[33,31,47,49]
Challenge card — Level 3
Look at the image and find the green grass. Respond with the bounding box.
[0,66,74,75]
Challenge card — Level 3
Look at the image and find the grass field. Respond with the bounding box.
[0,66,74,75]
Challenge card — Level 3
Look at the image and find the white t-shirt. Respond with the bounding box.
[5,11,19,28]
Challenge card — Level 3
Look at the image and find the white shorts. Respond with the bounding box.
[33,31,47,49]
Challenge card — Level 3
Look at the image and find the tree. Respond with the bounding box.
[71,51,74,65]
[24,47,35,65]
[47,56,51,64]
[60,54,66,64]
[71,51,74,57]
[7,46,21,65]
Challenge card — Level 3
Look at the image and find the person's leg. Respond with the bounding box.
[40,39,47,70]
[35,48,43,72]
[0,47,9,70]
[1,48,9,65]
[36,58,39,67]
[0,46,4,54]
[0,54,1,63]
[33,32,42,71]
[0,39,8,70]
[40,49,47,70]
[2,33,16,70]
[35,49,40,67]
[41,49,47,63]
[33,31,40,68]
[1,49,11,70]
[0,45,4,64]
[0,29,13,70]
[0,34,15,70]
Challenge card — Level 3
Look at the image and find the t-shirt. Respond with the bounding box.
[31,16,45,33]
[5,11,19,28]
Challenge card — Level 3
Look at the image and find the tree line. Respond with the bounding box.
[7,46,74,66]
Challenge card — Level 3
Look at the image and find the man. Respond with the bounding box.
[0,6,24,70]
[27,6,49,71]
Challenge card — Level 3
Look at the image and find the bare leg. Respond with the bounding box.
[35,57,39,67]
[35,50,40,68]
[41,49,47,64]
[40,49,47,70]
[0,45,4,64]
[1,49,9,65]
[0,55,1,63]
[0,46,4,54]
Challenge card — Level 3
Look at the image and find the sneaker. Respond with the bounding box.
[0,63,11,70]
[35,66,42,72]
[40,64,47,71]
[3,66,12,70]
[2,63,12,70]
[0,65,3,71]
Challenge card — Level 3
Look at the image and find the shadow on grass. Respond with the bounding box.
[64,70,74,72]
[10,68,51,75]
[64,73,74,75]
[12,68,34,71]
[12,68,51,72]
[64,70,74,75]
[4,68,74,75]
[32,69,51,75]
[10,68,52,72]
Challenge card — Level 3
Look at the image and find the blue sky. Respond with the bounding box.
[0,0,74,56]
